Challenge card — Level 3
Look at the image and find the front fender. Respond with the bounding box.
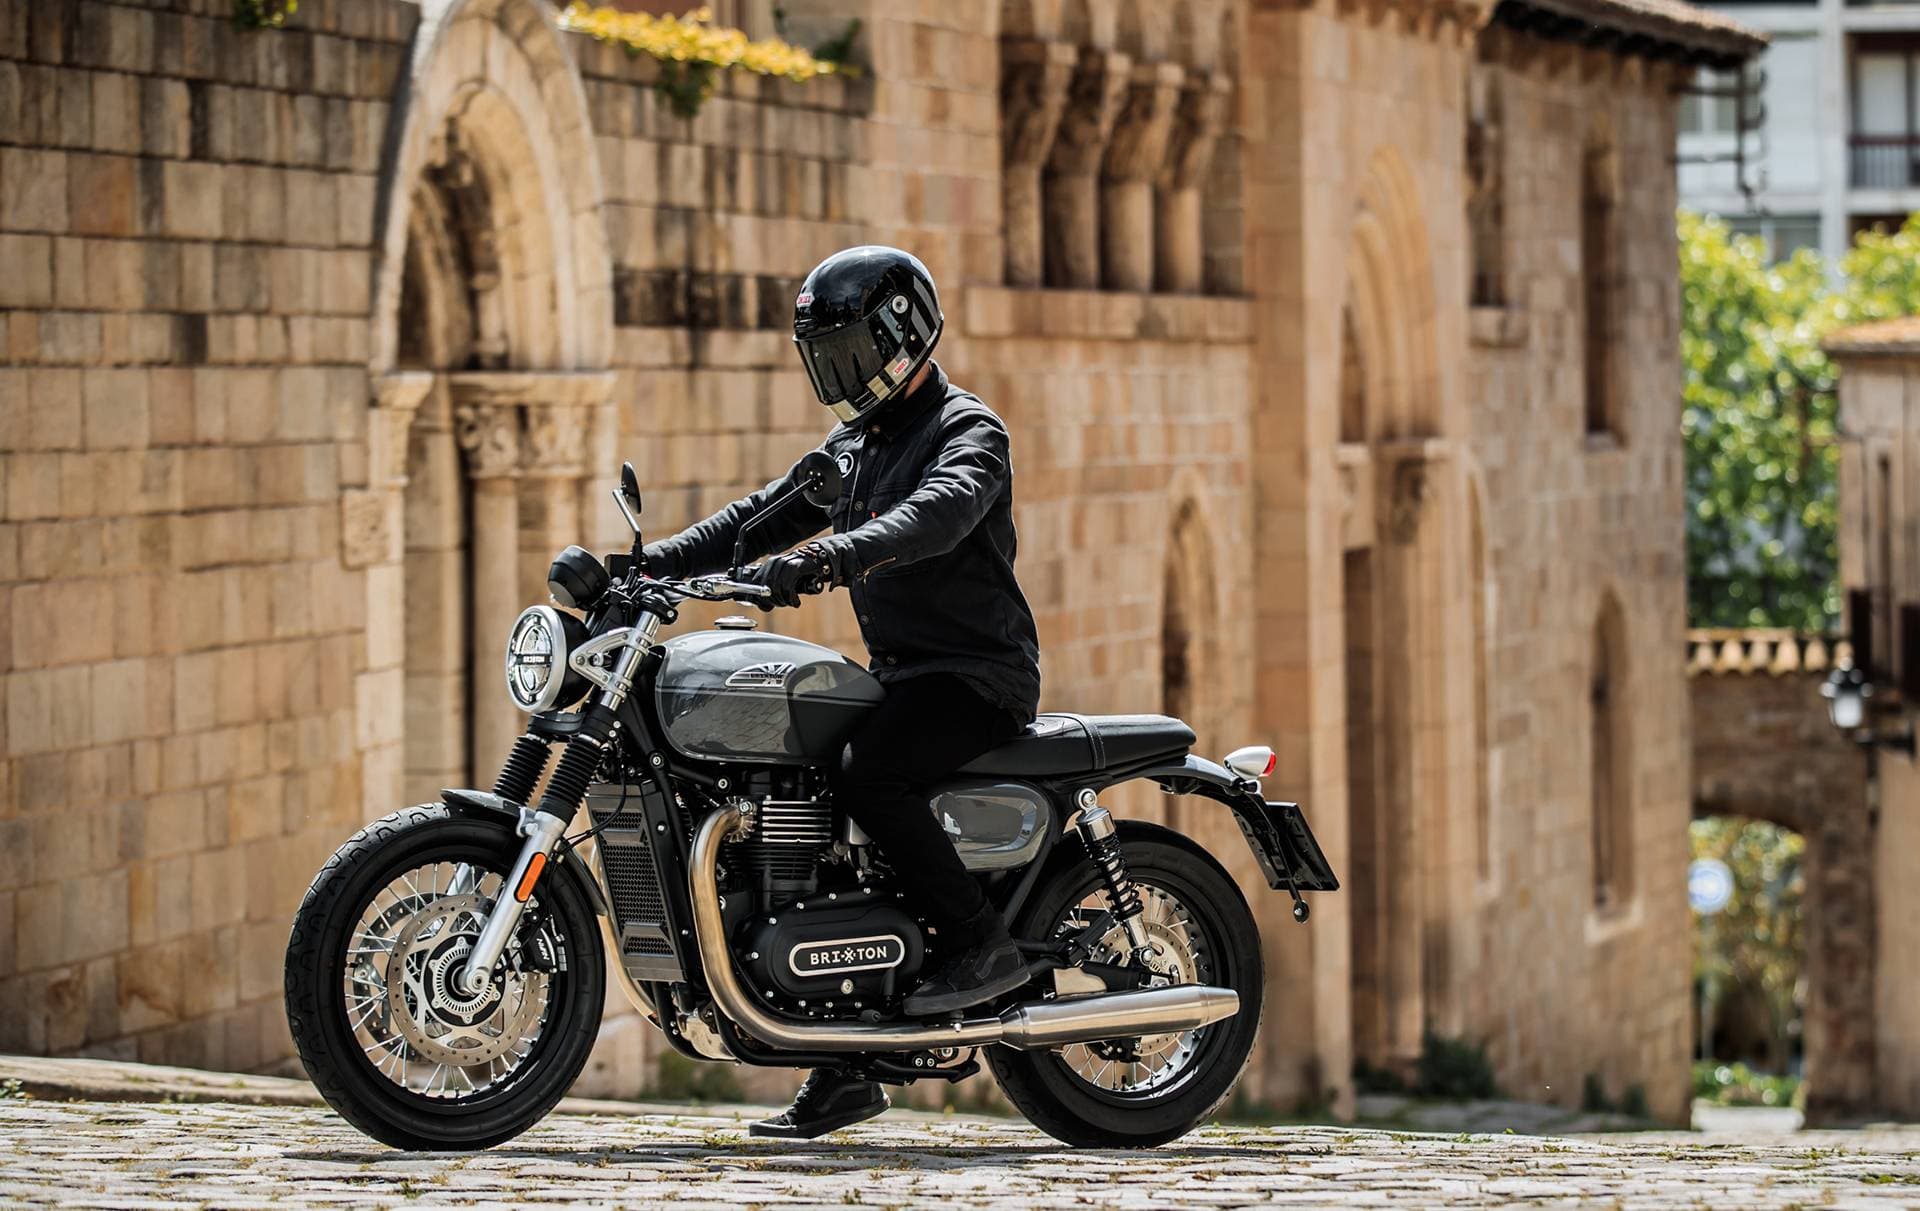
[1124,756,1339,895]
[439,788,614,920]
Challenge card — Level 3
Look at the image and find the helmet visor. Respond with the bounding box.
[797,316,908,409]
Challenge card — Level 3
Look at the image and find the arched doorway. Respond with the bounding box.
[1338,148,1453,1079]
[355,0,615,812]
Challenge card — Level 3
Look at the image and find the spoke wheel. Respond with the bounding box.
[344,865,551,1100]
[1053,884,1212,1099]
[286,805,605,1151]
[986,821,1264,1148]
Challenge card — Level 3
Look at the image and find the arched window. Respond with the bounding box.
[1466,63,1505,307]
[1581,133,1619,438]
[1591,595,1631,910]
[1470,486,1492,883]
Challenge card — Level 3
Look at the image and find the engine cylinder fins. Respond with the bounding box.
[690,802,1242,1052]
[753,800,835,845]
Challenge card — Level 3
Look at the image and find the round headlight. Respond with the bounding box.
[505,605,585,713]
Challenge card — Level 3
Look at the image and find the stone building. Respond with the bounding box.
[0,0,1761,1120]
[1820,318,1920,1119]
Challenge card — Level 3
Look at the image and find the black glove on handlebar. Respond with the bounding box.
[756,544,834,608]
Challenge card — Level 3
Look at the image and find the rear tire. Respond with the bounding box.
[988,823,1264,1148]
[284,804,605,1151]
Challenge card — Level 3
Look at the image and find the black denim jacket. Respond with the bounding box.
[643,363,1042,720]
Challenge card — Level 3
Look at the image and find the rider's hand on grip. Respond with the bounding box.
[752,546,833,609]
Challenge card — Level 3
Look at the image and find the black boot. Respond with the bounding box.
[902,906,1029,1017]
[748,1069,889,1140]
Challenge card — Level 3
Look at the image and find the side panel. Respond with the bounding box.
[928,779,1053,871]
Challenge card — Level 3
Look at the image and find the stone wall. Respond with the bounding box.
[0,0,1737,1124]
[1826,344,1920,1120]
[1454,27,1695,1119]
[1687,631,1874,1123]
[0,0,420,1069]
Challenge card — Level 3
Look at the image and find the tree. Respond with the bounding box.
[1681,212,1920,629]
[1691,816,1804,1074]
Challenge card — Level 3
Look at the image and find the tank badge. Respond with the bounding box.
[725,661,797,689]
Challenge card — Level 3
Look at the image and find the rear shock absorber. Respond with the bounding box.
[492,734,552,805]
[1072,789,1159,970]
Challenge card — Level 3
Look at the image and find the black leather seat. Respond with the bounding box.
[958,713,1196,777]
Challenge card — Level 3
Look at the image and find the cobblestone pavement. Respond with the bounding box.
[4,1095,1920,1209]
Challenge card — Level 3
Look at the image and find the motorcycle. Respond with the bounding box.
[284,455,1338,1150]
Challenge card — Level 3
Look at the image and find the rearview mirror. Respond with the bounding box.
[798,449,842,508]
[612,462,643,537]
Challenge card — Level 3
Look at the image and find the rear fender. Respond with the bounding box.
[1118,756,1339,895]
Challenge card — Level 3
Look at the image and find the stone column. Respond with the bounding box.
[1000,38,1079,288]
[1043,48,1131,290]
[1154,71,1230,295]
[453,396,525,772]
[1100,61,1185,294]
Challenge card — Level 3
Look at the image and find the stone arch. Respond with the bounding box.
[1161,468,1225,746]
[370,0,613,376]
[354,0,617,814]
[1347,148,1440,439]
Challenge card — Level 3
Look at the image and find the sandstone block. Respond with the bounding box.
[1,148,67,232]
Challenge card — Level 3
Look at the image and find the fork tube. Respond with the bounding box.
[459,612,661,995]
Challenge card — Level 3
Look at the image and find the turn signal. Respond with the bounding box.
[1224,745,1277,780]
[514,853,547,902]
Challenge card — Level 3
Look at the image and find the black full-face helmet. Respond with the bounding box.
[792,245,943,423]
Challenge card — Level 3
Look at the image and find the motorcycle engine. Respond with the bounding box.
[740,893,925,1013]
[726,794,927,1016]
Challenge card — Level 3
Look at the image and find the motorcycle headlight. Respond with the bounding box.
[504,605,588,713]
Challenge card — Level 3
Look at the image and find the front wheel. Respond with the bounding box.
[988,823,1265,1148]
[284,804,605,1150]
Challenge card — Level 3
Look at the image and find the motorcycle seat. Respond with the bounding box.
[958,713,1196,777]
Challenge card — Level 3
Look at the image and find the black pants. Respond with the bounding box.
[834,672,1023,943]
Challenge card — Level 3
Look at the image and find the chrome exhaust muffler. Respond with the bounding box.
[688,804,1241,1052]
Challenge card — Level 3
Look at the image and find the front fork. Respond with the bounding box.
[457,612,660,995]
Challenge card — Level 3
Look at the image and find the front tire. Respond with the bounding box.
[988,823,1264,1148]
[284,804,605,1151]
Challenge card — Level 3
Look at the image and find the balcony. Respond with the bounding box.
[1850,135,1920,188]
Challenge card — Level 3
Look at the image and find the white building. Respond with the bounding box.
[1679,0,1920,262]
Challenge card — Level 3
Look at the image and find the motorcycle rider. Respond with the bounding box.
[640,246,1044,1139]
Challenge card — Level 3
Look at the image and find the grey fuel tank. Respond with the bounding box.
[654,629,883,764]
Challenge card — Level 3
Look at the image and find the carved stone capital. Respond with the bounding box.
[1001,38,1079,173]
[1046,49,1132,179]
[522,405,593,478]
[1158,70,1231,192]
[453,402,522,480]
[1387,459,1430,545]
[368,372,435,488]
[1103,62,1186,185]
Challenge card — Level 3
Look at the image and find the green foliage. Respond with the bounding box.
[1692,816,1805,1073]
[1681,211,1920,628]
[1413,1030,1500,1101]
[1581,1072,1610,1114]
[232,0,296,29]
[1692,1060,1804,1108]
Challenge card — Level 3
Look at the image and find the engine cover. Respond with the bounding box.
[740,894,925,1005]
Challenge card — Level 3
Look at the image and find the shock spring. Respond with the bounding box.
[1073,792,1153,967]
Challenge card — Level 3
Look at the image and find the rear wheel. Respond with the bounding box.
[284,805,605,1150]
[988,823,1264,1148]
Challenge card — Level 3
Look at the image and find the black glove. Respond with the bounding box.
[754,544,834,608]
[639,543,683,579]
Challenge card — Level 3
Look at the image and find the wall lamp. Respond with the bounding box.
[1822,663,1916,756]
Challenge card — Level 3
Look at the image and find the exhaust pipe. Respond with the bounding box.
[688,804,1241,1052]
